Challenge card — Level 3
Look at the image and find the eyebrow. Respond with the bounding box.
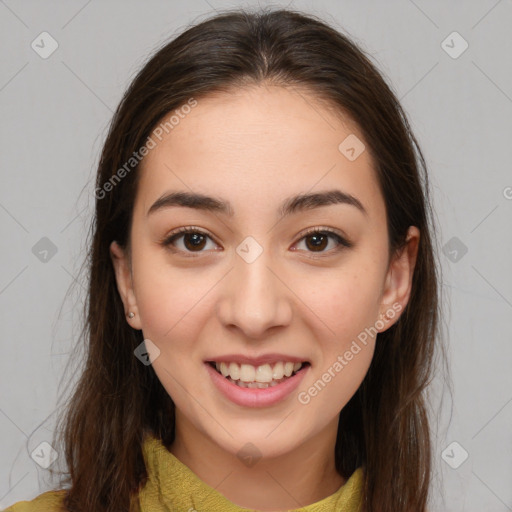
[147,189,367,218]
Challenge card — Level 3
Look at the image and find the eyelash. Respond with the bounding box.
[160,225,353,257]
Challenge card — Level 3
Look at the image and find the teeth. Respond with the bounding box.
[229,362,240,380]
[226,376,284,388]
[255,364,272,383]
[214,360,305,383]
[219,362,229,377]
[240,364,256,382]
[283,362,294,377]
[272,362,284,379]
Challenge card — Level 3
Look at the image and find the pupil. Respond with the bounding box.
[307,234,327,251]
[185,233,206,250]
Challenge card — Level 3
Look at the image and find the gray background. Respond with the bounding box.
[1,0,511,510]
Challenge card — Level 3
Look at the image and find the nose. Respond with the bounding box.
[216,251,293,339]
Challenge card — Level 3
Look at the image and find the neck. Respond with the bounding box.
[169,414,345,511]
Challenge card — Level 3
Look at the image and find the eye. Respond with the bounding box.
[161,226,352,256]
[161,227,219,254]
[293,227,352,254]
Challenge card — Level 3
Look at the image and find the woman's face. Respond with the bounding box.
[111,84,418,459]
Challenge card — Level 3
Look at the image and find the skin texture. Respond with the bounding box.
[110,84,419,511]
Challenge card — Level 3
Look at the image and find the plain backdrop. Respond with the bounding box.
[1,1,511,510]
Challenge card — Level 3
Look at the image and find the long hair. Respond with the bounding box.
[52,7,446,511]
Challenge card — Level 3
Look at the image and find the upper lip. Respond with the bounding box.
[205,353,310,367]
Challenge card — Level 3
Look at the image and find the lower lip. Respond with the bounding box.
[205,362,309,408]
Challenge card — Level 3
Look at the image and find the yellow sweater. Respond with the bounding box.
[3,435,363,511]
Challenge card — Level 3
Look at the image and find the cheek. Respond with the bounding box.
[131,253,211,405]
[131,248,209,342]
[304,264,383,339]
[296,273,380,417]
[296,259,383,398]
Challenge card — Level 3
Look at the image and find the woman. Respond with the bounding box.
[5,7,443,512]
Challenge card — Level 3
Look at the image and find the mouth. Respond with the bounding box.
[204,358,311,408]
[206,360,311,389]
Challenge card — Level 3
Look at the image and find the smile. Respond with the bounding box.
[209,360,307,387]
[205,361,311,407]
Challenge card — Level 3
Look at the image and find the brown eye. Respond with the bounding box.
[162,228,217,254]
[182,232,207,251]
[162,227,351,256]
[295,229,352,254]
[304,232,329,252]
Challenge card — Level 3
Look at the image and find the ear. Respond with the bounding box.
[110,240,142,330]
[377,226,420,332]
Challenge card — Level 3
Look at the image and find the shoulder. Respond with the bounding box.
[2,489,67,512]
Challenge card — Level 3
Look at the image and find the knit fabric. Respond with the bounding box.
[3,435,363,511]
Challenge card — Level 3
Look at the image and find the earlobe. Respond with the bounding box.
[109,241,142,330]
[377,226,420,332]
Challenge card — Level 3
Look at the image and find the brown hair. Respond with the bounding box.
[52,7,446,511]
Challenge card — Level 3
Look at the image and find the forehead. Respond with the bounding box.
[136,85,384,219]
